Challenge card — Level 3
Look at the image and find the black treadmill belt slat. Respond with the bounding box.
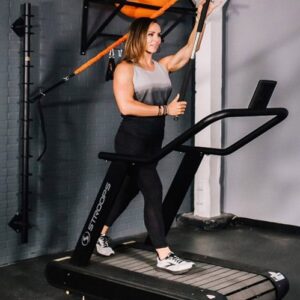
[208,272,257,291]
[184,267,231,285]
[131,264,154,273]
[182,268,233,287]
[200,270,247,289]
[100,255,151,267]
[191,268,238,286]
[226,281,275,300]
[119,260,152,270]
[248,290,277,300]
[180,266,222,284]
[173,265,217,284]
[106,255,154,268]
[143,268,179,279]
[220,276,267,294]
[216,273,259,292]
[94,255,131,264]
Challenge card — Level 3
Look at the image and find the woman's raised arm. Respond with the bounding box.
[159,0,221,73]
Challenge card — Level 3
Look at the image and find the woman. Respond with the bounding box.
[96,0,220,274]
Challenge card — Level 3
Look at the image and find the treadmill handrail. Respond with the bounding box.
[98,107,288,163]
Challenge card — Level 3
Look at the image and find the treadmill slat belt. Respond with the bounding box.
[226,281,274,300]
[219,275,266,294]
[46,246,288,300]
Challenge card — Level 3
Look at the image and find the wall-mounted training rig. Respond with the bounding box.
[29,0,195,159]
[9,3,33,243]
[80,0,196,55]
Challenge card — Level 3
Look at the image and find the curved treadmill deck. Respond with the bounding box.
[46,244,289,300]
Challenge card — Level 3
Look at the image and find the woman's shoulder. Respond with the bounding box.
[115,60,134,75]
[116,60,134,72]
[114,60,134,80]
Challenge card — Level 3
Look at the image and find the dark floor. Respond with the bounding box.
[1,223,299,300]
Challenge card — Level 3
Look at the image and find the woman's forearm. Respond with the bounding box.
[118,98,161,117]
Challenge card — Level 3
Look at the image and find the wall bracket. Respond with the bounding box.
[80,0,196,55]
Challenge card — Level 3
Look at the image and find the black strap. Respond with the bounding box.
[29,74,74,161]
[179,0,210,100]
[36,98,47,161]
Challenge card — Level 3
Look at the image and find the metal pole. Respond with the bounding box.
[21,2,32,243]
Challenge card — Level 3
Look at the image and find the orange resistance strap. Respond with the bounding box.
[74,0,178,75]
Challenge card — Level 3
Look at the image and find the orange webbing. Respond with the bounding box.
[74,0,178,75]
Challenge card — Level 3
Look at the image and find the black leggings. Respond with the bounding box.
[104,126,168,249]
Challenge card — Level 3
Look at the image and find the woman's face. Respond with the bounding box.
[145,22,162,54]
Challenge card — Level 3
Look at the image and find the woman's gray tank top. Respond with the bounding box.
[119,61,171,139]
[133,60,172,105]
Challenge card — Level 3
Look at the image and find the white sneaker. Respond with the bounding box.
[96,235,115,257]
[156,252,195,274]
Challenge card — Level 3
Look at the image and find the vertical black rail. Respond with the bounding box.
[80,0,89,55]
[21,2,32,243]
[162,150,204,236]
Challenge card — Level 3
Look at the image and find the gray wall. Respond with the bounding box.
[223,0,300,226]
[0,0,194,266]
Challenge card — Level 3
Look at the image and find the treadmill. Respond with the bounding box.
[46,80,289,300]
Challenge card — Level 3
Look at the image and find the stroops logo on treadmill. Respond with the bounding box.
[81,182,111,246]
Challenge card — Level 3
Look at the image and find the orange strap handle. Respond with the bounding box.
[74,0,178,75]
